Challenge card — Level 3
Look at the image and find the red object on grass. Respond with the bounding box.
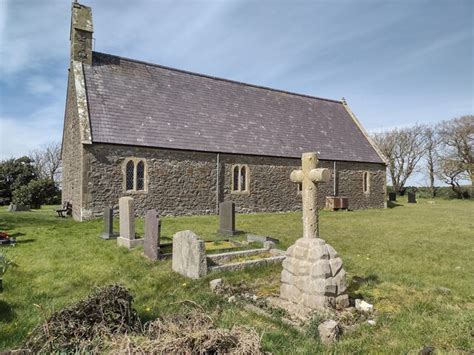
[0,232,10,240]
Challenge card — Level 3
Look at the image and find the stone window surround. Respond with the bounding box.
[122,157,148,194]
[363,171,370,194]
[231,164,250,194]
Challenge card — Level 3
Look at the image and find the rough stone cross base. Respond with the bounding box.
[280,237,349,310]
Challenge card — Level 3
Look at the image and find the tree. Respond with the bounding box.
[29,142,61,182]
[0,156,37,205]
[12,178,61,208]
[372,125,426,195]
[437,116,474,188]
[435,159,468,198]
[422,125,440,198]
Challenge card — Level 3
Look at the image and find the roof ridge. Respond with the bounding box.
[92,51,343,105]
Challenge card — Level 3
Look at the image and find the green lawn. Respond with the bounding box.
[1,198,473,353]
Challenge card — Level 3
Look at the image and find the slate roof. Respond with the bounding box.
[83,52,384,164]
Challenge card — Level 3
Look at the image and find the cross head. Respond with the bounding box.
[290,152,330,239]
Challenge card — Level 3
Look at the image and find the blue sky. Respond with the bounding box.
[0,0,473,184]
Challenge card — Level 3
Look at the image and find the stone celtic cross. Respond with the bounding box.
[290,152,330,239]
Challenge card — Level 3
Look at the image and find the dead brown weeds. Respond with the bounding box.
[102,310,262,354]
[23,284,262,354]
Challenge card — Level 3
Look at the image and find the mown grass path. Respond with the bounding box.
[1,198,473,353]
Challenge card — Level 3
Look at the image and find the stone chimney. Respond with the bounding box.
[70,2,93,65]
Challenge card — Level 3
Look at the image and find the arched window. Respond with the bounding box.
[233,165,239,192]
[123,158,147,192]
[126,160,134,191]
[240,165,246,191]
[363,171,370,194]
[231,164,249,193]
[136,161,145,191]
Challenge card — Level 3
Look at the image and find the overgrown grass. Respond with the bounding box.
[0,197,473,353]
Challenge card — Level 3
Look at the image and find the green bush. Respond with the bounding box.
[11,185,32,207]
[12,179,60,208]
[0,157,37,205]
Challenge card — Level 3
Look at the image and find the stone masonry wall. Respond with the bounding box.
[61,71,83,220]
[220,156,385,212]
[336,161,386,210]
[78,143,385,219]
[82,144,217,218]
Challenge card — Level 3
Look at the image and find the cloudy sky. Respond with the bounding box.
[0,0,473,177]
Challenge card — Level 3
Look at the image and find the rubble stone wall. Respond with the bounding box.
[72,143,385,220]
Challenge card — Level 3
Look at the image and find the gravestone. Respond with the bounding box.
[117,197,143,249]
[172,230,207,279]
[100,207,115,239]
[280,152,349,310]
[407,192,417,203]
[143,209,160,260]
[218,201,236,236]
[388,192,397,202]
[8,204,30,212]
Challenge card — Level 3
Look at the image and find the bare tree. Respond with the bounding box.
[423,124,440,198]
[29,142,61,182]
[372,125,426,195]
[437,115,474,187]
[436,159,468,198]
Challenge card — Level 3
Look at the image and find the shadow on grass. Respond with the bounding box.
[9,232,25,238]
[13,239,35,244]
[387,201,403,208]
[1,216,64,228]
[347,273,380,299]
[0,300,15,322]
[215,230,247,238]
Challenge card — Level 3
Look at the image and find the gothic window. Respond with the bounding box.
[363,171,370,194]
[126,160,134,191]
[124,158,147,192]
[240,165,247,191]
[233,165,239,192]
[232,164,249,193]
[136,161,145,191]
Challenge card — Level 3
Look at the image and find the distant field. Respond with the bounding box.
[1,197,473,353]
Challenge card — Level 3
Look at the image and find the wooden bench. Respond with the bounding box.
[56,202,72,218]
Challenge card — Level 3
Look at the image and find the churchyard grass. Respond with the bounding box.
[0,198,472,353]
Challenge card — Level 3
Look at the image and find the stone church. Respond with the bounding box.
[62,2,387,221]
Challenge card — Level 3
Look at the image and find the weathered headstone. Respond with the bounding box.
[388,192,397,202]
[218,201,236,236]
[143,209,160,260]
[407,192,417,203]
[117,197,143,249]
[8,204,30,212]
[280,152,349,310]
[100,207,115,239]
[172,230,207,279]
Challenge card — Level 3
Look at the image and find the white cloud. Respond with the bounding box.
[0,0,472,166]
[26,75,56,95]
[0,0,69,78]
[0,103,63,160]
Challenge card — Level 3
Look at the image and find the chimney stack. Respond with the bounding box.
[70,2,93,65]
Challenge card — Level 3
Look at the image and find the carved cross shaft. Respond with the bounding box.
[290,152,330,239]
